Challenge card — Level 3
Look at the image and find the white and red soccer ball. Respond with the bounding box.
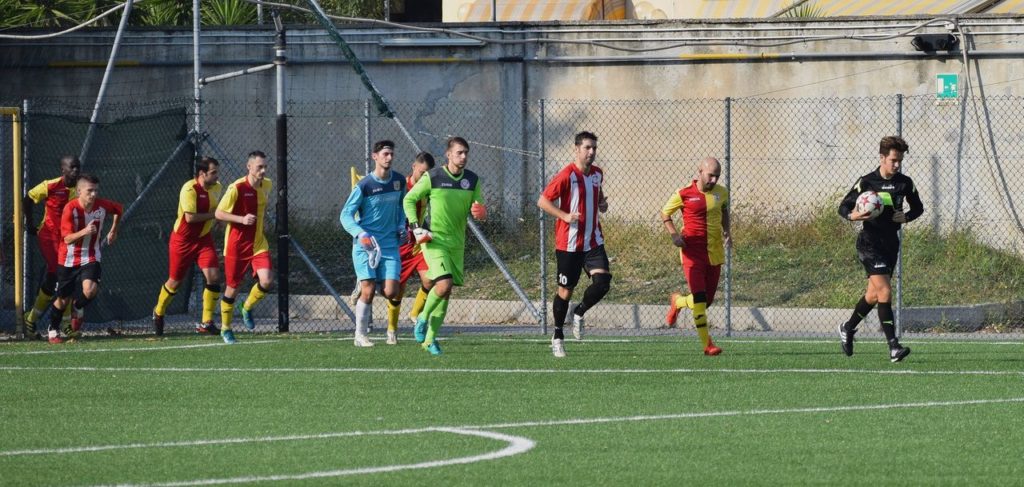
[855,191,884,220]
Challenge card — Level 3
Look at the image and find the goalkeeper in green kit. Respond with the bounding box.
[403,137,486,355]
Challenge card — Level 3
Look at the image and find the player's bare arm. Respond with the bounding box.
[64,220,98,244]
[537,195,580,223]
[661,213,685,248]
[183,210,216,223]
[722,205,732,248]
[106,214,120,245]
[22,195,37,234]
[216,209,256,226]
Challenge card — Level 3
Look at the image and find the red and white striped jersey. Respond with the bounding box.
[58,198,123,267]
[542,163,605,252]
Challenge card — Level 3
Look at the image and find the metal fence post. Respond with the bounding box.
[539,99,547,335]
[193,0,202,160]
[895,93,903,338]
[364,99,372,175]
[20,99,30,334]
[724,97,732,337]
[274,15,289,332]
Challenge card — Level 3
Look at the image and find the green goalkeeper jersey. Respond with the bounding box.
[403,166,483,251]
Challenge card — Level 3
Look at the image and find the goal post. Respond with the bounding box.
[1,107,24,336]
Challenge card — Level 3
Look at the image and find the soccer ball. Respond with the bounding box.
[855,191,884,220]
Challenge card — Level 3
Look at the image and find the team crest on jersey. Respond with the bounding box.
[460,179,471,190]
[393,181,401,191]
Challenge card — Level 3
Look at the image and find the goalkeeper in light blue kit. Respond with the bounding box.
[340,140,407,347]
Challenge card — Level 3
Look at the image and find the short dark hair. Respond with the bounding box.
[248,150,267,160]
[195,156,219,176]
[415,151,435,169]
[446,136,469,151]
[373,140,395,154]
[879,136,908,155]
[574,131,598,146]
[78,173,99,185]
[60,155,81,168]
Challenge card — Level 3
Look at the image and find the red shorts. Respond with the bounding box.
[37,230,61,274]
[399,249,429,287]
[168,233,219,281]
[224,250,272,288]
[680,251,722,305]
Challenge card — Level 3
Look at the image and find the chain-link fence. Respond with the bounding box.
[2,94,1023,338]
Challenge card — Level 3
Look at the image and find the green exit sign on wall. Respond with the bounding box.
[936,73,959,99]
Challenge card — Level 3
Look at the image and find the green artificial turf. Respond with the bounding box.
[1,334,1022,486]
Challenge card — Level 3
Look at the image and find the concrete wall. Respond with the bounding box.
[4,18,1024,251]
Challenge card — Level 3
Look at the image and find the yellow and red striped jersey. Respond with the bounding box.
[27,177,76,236]
[662,180,729,265]
[172,178,222,240]
[217,176,272,257]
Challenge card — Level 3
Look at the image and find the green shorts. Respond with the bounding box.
[422,243,465,286]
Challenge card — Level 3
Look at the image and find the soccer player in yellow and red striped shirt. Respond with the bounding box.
[214,151,273,344]
[152,157,223,336]
[663,157,730,356]
[22,155,79,339]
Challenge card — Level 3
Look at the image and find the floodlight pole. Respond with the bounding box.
[80,0,134,167]
[274,11,290,332]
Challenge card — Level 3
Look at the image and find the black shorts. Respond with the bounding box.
[555,245,610,289]
[55,262,102,298]
[856,233,899,277]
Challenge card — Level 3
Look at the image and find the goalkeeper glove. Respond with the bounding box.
[357,232,374,250]
[471,202,487,220]
[358,232,381,269]
[411,223,432,244]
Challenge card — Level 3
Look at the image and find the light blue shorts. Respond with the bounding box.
[353,245,401,282]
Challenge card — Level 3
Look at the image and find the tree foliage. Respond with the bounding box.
[0,0,396,29]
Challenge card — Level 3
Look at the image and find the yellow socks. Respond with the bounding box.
[31,289,52,317]
[243,283,267,311]
[692,301,711,348]
[220,298,235,330]
[674,293,695,310]
[154,285,176,316]
[409,286,429,320]
[386,299,401,333]
[202,287,220,324]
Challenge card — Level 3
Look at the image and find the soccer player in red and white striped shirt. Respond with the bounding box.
[46,173,122,343]
[537,131,611,358]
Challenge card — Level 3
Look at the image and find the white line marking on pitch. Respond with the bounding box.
[0,341,278,356]
[13,398,1024,486]
[95,428,535,487]
[0,336,1018,357]
[4,397,1020,459]
[2,365,1022,377]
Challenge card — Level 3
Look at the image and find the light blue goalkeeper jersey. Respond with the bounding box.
[340,170,407,250]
